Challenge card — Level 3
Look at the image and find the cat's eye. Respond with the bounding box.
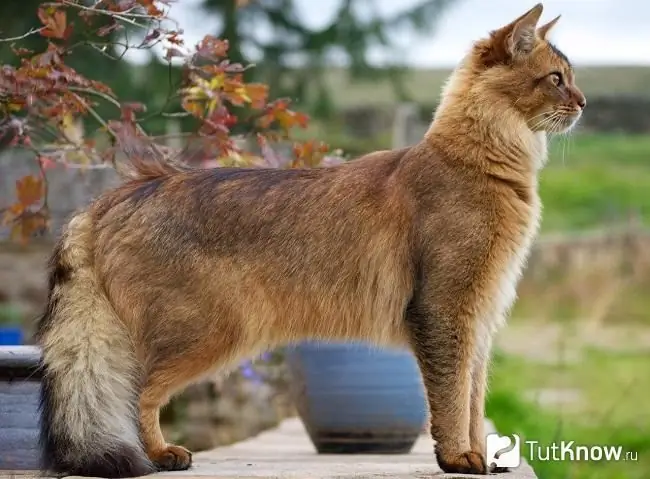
[549,72,564,87]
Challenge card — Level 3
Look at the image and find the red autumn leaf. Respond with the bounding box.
[137,0,164,17]
[16,175,45,208]
[120,102,146,123]
[196,37,229,60]
[38,8,73,41]
[167,32,184,46]
[206,106,237,128]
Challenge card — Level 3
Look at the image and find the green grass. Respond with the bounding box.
[487,348,650,479]
[540,134,650,232]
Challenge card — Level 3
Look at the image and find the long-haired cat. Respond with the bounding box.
[36,3,584,477]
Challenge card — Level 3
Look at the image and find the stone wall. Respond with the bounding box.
[0,149,121,242]
[514,223,650,325]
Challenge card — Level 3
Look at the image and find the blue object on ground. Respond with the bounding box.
[0,327,23,346]
[286,340,427,454]
[0,346,42,470]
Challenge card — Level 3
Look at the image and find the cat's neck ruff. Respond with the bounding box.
[426,64,549,173]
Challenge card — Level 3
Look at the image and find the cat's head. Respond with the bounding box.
[467,3,586,134]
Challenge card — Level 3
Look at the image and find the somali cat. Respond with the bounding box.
[36,3,584,477]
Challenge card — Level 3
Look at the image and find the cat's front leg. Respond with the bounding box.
[406,295,488,475]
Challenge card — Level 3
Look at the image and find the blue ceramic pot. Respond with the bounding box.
[286,341,427,454]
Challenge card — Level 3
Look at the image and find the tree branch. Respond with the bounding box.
[0,27,44,43]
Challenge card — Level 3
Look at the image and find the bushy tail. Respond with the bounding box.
[35,212,154,478]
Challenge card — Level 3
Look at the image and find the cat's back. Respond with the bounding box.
[85,146,416,264]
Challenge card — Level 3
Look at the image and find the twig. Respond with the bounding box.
[161,111,191,118]
[37,154,49,209]
[61,0,175,22]
[0,28,44,43]
[68,86,120,109]
[58,0,179,32]
[69,92,116,139]
[139,63,184,122]
[67,86,163,156]
[58,1,149,30]
[89,43,120,61]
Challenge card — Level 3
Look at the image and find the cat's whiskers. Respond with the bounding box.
[561,128,568,168]
[553,117,570,167]
[528,111,552,128]
[529,116,552,131]
[562,116,577,168]
[530,112,560,131]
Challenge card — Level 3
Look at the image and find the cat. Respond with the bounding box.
[36,3,584,477]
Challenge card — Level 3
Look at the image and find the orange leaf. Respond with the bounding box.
[2,203,23,225]
[181,98,206,119]
[16,175,44,208]
[9,211,48,244]
[244,83,269,109]
[275,110,309,131]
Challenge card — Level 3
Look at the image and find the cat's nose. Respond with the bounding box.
[575,92,587,110]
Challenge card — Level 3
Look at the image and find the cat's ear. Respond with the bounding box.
[537,15,561,40]
[478,4,544,66]
[506,3,544,56]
